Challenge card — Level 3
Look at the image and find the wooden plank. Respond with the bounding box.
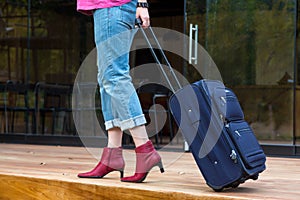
[0,143,300,200]
[0,174,234,200]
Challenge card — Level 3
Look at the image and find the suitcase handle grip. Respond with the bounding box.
[135,18,183,93]
[135,18,143,26]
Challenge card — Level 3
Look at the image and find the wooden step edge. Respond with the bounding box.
[0,174,241,200]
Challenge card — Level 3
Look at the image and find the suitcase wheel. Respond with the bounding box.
[250,174,259,180]
[231,182,240,188]
[213,188,224,192]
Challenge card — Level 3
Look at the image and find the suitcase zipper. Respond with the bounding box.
[234,128,251,137]
[235,130,241,137]
[235,128,251,136]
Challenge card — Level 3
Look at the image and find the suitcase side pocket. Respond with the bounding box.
[226,121,266,169]
[245,150,266,168]
[213,87,244,121]
[225,91,244,121]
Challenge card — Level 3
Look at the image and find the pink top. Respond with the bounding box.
[77,0,132,15]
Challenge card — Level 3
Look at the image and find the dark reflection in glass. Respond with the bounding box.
[0,1,94,134]
[186,0,296,144]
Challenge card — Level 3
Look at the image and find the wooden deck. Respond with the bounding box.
[0,143,299,200]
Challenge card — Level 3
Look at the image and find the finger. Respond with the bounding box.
[141,17,150,28]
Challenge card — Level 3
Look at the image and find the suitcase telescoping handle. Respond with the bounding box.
[136,19,190,151]
[135,18,182,93]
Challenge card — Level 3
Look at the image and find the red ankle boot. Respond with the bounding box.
[121,141,164,183]
[78,147,125,178]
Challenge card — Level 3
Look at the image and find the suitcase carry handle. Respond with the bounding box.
[135,18,183,93]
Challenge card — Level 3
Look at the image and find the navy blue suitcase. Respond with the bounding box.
[136,22,266,191]
[168,80,266,191]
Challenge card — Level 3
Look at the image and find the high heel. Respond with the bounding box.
[78,147,125,178]
[157,161,165,173]
[120,170,124,178]
[121,141,164,183]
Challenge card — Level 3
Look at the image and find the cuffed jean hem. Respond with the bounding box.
[104,114,147,131]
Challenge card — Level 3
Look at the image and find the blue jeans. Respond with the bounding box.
[93,0,146,131]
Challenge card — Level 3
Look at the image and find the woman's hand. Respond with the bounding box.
[136,1,150,28]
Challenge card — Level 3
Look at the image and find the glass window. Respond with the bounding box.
[0,1,94,134]
[187,0,296,144]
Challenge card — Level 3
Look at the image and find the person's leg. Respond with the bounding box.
[78,5,129,179]
[129,125,148,147]
[107,127,123,148]
[96,0,145,131]
[95,1,150,143]
[98,1,164,182]
[79,0,164,181]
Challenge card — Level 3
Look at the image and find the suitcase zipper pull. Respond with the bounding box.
[220,96,226,104]
[230,150,238,163]
[235,130,241,137]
